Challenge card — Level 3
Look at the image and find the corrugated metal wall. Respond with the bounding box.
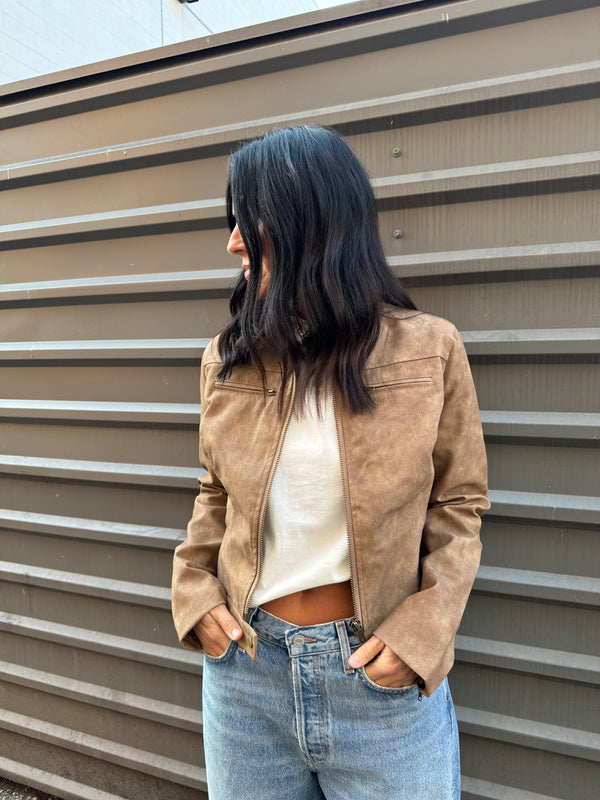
[0,0,598,797]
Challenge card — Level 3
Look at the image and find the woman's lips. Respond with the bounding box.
[243,264,250,280]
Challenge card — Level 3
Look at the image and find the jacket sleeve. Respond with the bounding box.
[374,325,490,694]
[171,339,228,650]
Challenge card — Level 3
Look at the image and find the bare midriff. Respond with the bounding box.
[260,579,354,625]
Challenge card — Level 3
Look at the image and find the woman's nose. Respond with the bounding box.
[227,224,245,256]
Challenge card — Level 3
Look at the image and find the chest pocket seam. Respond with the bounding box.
[368,377,433,391]
[214,380,278,395]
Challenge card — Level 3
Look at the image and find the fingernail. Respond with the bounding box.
[348,654,360,668]
[231,628,242,639]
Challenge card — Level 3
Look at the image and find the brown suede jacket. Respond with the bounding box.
[171,309,489,695]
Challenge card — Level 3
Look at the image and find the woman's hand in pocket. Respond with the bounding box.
[348,635,419,688]
[193,604,242,657]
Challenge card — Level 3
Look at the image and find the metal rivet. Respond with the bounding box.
[292,634,305,647]
[393,229,403,239]
[392,147,402,157]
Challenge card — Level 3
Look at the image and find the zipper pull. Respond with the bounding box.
[349,618,365,643]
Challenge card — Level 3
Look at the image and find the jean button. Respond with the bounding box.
[291,634,305,647]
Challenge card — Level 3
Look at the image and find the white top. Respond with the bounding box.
[249,389,350,607]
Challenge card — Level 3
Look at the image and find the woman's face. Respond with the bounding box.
[227,224,271,299]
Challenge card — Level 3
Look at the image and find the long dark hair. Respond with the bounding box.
[218,125,416,414]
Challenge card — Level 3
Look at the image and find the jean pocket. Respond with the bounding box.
[203,639,237,664]
[358,666,417,694]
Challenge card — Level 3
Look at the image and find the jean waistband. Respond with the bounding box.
[248,607,360,670]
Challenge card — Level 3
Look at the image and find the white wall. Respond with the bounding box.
[0,0,353,88]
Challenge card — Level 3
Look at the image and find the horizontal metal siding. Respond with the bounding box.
[0,1,598,797]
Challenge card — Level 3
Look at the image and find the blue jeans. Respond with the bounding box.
[202,607,460,800]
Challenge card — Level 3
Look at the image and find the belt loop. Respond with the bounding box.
[247,607,258,625]
[335,620,354,675]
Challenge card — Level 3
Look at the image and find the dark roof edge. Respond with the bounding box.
[0,0,438,100]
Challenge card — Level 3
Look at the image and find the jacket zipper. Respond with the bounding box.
[332,389,365,643]
[243,376,296,621]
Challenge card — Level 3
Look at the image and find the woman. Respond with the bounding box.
[172,125,489,799]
